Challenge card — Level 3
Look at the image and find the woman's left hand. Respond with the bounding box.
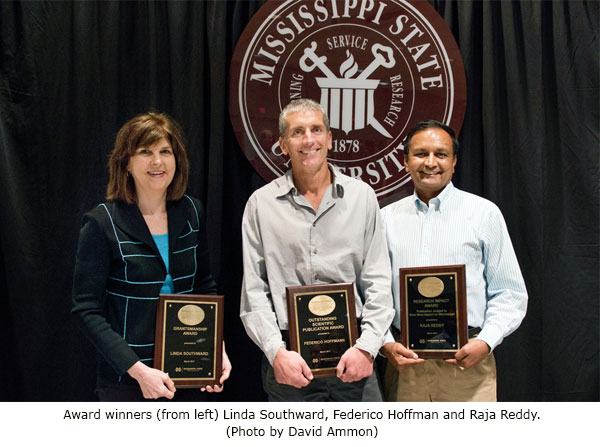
[201,342,232,392]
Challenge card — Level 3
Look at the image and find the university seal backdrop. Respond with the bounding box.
[230,0,467,204]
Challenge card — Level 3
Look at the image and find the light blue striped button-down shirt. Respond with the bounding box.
[381,182,527,350]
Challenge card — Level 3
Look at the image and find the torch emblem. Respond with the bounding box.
[300,42,395,138]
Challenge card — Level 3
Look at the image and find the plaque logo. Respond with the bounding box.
[308,294,336,316]
[177,304,205,326]
[230,0,466,204]
[417,276,445,298]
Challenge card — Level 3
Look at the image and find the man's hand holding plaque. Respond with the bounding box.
[380,341,425,371]
[446,338,490,369]
[336,346,373,382]
[273,347,314,388]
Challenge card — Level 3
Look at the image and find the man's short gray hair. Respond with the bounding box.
[278,98,330,138]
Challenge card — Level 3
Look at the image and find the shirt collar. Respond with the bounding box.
[413,181,455,211]
[275,163,344,199]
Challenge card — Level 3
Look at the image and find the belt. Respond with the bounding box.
[390,325,481,341]
[468,326,481,338]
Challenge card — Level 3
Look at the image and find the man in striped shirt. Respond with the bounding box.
[381,120,528,401]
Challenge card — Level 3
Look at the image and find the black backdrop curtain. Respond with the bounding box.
[0,0,597,401]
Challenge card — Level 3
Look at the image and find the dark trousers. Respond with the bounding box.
[96,378,210,402]
[261,356,366,402]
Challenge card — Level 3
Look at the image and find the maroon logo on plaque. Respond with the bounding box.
[229,0,466,204]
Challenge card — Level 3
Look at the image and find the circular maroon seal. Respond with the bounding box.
[229,0,466,205]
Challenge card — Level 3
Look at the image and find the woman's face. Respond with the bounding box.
[127,137,176,201]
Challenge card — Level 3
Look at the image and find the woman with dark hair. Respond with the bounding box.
[72,112,231,401]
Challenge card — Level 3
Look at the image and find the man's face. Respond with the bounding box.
[404,127,457,201]
[279,110,332,175]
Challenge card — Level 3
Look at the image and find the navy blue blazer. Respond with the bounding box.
[72,195,217,384]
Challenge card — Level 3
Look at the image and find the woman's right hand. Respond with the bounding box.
[127,361,176,399]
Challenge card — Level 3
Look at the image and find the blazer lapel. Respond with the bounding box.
[109,199,188,270]
[110,200,157,254]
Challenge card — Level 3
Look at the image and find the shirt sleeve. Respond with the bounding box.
[354,188,396,358]
[239,194,285,365]
[478,206,528,350]
[71,211,140,375]
[382,329,395,345]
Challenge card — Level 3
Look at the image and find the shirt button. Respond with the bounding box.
[313,248,318,254]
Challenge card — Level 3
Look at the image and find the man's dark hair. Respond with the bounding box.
[403,120,459,158]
